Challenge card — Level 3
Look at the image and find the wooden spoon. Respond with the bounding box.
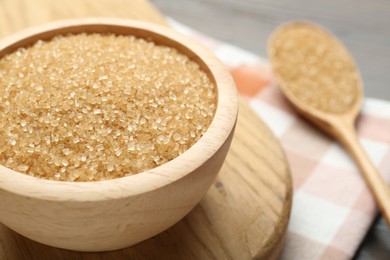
[268,21,390,227]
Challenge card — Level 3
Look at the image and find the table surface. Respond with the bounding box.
[150,0,390,259]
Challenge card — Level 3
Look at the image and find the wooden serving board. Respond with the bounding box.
[0,0,292,259]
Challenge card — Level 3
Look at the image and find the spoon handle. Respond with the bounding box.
[335,118,390,227]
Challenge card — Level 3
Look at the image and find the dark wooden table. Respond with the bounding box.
[150,0,390,259]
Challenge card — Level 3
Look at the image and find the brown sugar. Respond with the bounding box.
[0,33,216,181]
[270,23,360,113]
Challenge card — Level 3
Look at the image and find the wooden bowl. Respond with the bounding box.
[0,18,238,252]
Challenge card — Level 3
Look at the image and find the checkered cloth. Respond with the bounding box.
[170,20,390,259]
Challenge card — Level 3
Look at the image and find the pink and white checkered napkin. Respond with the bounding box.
[170,20,390,259]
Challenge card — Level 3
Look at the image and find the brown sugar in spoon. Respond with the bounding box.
[268,22,390,227]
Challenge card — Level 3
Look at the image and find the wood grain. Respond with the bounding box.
[0,0,292,259]
[0,0,168,37]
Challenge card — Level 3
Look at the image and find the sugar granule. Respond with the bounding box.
[0,33,216,181]
[270,24,359,113]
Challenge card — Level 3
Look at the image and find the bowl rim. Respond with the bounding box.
[0,17,238,202]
